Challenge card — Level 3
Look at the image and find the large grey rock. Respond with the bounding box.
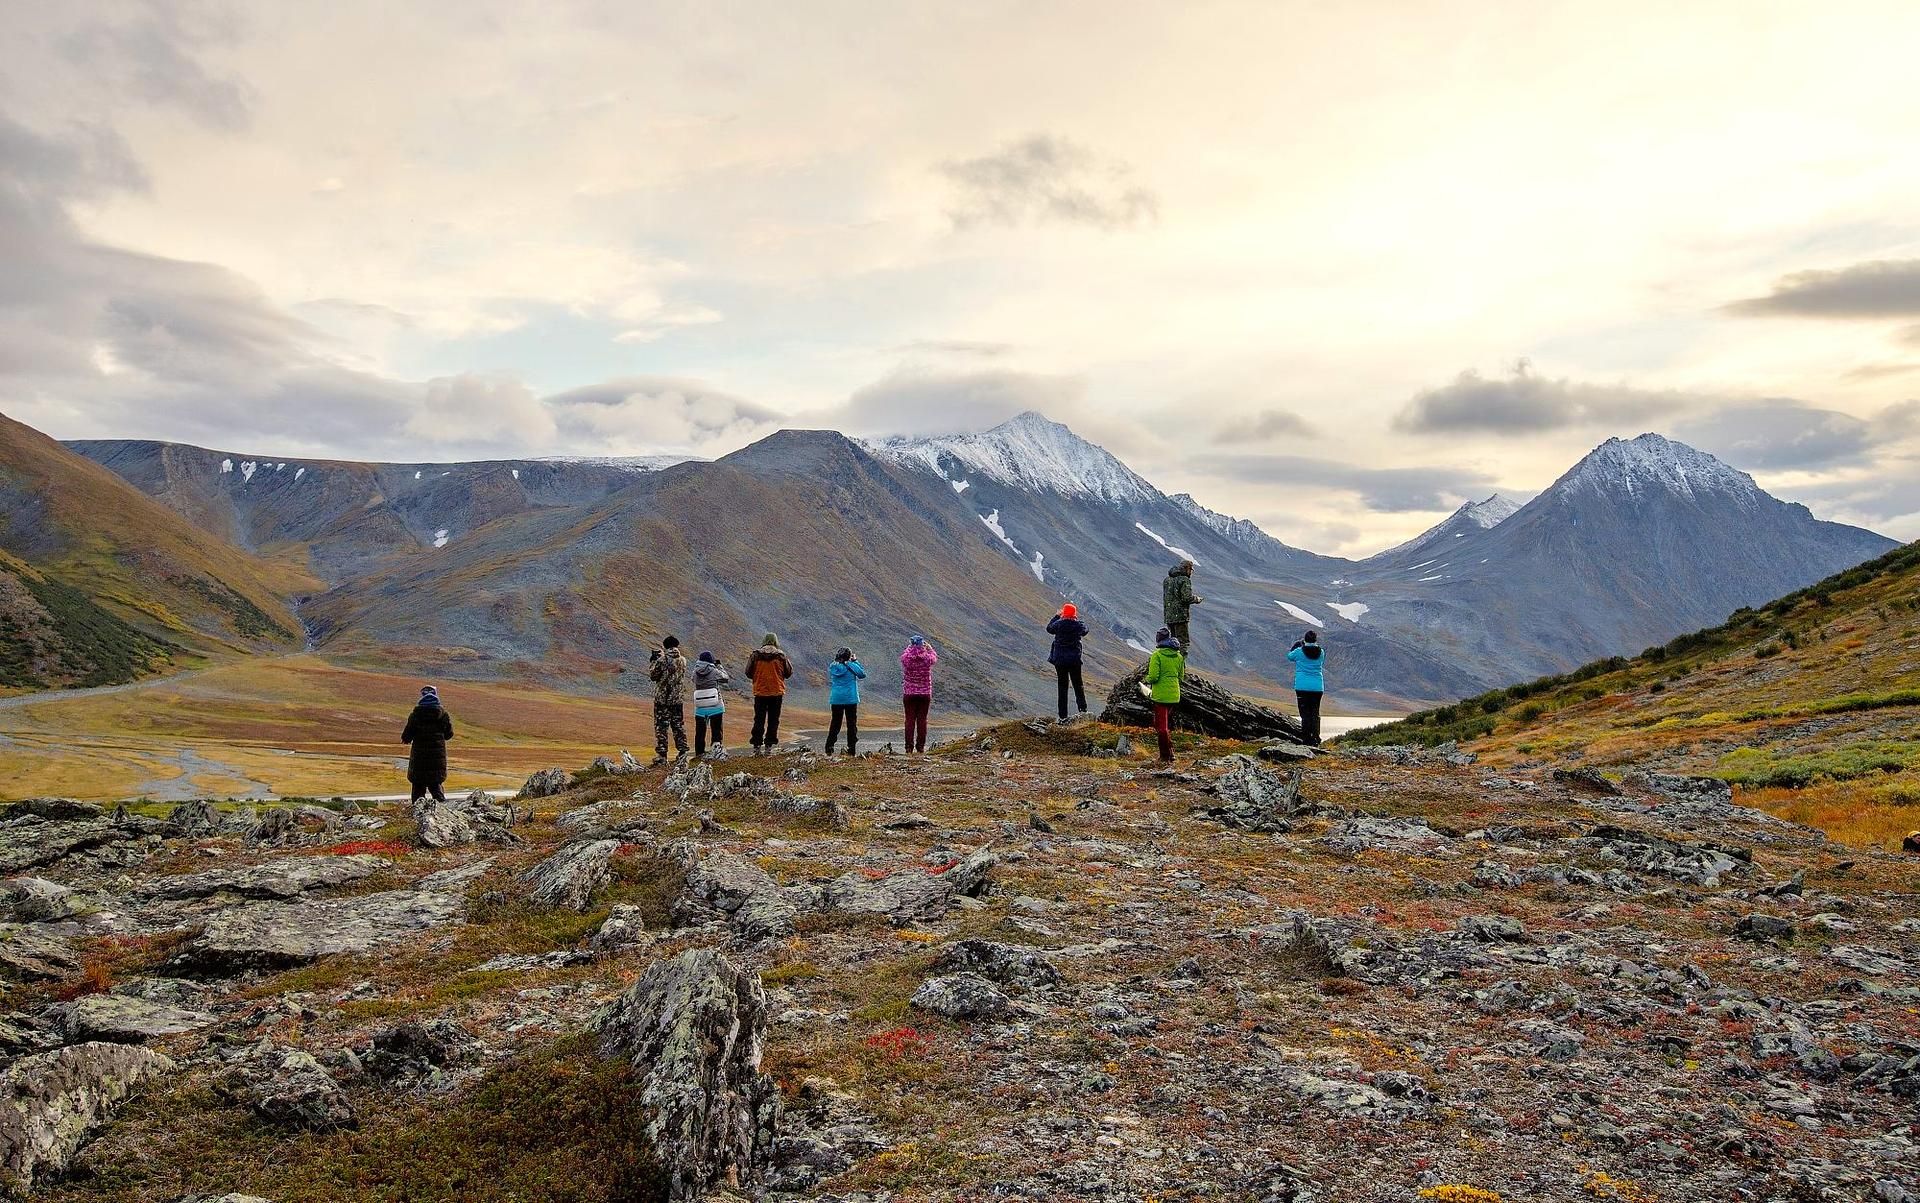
[0,818,145,875]
[1099,669,1306,743]
[520,840,619,911]
[821,847,997,925]
[591,905,651,953]
[411,797,476,849]
[0,925,81,980]
[1580,824,1751,887]
[909,972,1013,1020]
[62,994,214,1044]
[516,768,573,800]
[1,800,102,823]
[363,1018,481,1084]
[667,842,797,941]
[172,862,488,974]
[218,1043,355,1131]
[591,948,780,1201]
[167,800,222,837]
[0,1042,173,1195]
[0,877,85,923]
[929,939,1061,989]
[137,855,389,901]
[1199,756,1319,831]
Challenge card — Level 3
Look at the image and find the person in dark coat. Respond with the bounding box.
[1047,603,1090,720]
[1163,561,1202,656]
[401,685,454,802]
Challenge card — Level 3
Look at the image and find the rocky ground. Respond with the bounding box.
[0,722,1916,1202]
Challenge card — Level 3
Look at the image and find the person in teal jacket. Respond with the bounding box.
[1144,627,1186,763]
[1287,630,1325,745]
[825,647,866,756]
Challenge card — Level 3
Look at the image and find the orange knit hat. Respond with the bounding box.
[1061,603,1078,619]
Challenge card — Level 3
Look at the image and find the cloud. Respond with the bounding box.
[938,135,1159,231]
[1878,399,1920,437]
[1672,399,1875,470]
[1726,259,1920,319]
[1190,453,1499,512]
[833,366,1086,438]
[893,340,1016,358]
[544,377,784,453]
[58,3,252,132]
[1211,409,1313,444]
[1394,363,1683,435]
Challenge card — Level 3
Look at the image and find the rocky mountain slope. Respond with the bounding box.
[61,414,1898,709]
[0,414,306,689]
[1,716,1915,1201]
[1349,538,1920,850]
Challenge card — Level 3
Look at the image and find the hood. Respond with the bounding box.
[1155,637,1183,651]
[1167,565,1187,578]
[1302,644,1322,661]
[760,633,780,649]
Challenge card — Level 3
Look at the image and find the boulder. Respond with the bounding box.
[1551,767,1623,796]
[591,948,780,1201]
[520,839,619,911]
[247,809,299,845]
[929,939,1061,989]
[363,1018,481,1083]
[821,847,997,925]
[0,925,81,980]
[0,1042,173,1195]
[0,877,85,923]
[0,818,146,875]
[1098,668,1306,743]
[1734,913,1797,942]
[167,800,222,838]
[1579,824,1751,887]
[172,862,487,974]
[1,800,103,822]
[137,855,389,901]
[217,1043,355,1131]
[61,993,214,1044]
[590,905,651,953]
[667,842,797,941]
[458,789,516,827]
[909,972,1013,1020]
[516,768,573,800]
[412,797,476,848]
[1198,756,1313,832]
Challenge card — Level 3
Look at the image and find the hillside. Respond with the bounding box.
[0,412,308,688]
[1349,538,1920,848]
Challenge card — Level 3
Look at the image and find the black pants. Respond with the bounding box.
[1296,690,1323,745]
[409,778,446,803]
[695,713,723,756]
[826,703,859,754]
[1054,663,1086,719]
[750,696,784,749]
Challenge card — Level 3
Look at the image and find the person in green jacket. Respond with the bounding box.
[1144,626,1186,763]
[1162,561,1202,657]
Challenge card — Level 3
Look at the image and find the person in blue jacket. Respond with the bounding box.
[825,646,866,756]
[1287,630,1325,745]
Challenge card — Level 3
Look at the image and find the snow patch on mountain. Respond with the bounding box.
[294,467,306,481]
[1275,601,1326,626]
[981,510,1018,552]
[1328,601,1369,623]
[1135,523,1196,563]
[951,479,970,494]
[1029,551,1045,582]
[433,529,450,548]
[536,454,692,472]
[877,411,1158,504]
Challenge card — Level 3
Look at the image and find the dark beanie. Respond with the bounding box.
[663,635,680,650]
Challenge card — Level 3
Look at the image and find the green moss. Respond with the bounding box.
[1716,741,1920,788]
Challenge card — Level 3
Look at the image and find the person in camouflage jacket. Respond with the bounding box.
[648,636,691,763]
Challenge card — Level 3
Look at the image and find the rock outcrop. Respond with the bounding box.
[520,839,619,911]
[1099,669,1306,743]
[217,1042,355,1131]
[0,1042,173,1195]
[820,847,997,925]
[591,949,780,1200]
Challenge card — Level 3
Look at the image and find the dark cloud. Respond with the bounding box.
[59,2,252,132]
[1794,459,1920,524]
[1879,399,1920,436]
[1726,259,1920,319]
[834,366,1086,438]
[1211,409,1313,444]
[1673,400,1874,471]
[1191,453,1499,512]
[1394,363,1682,435]
[938,135,1159,231]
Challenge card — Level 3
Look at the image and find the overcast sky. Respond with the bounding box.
[6,1,1920,554]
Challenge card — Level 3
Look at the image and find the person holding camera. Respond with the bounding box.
[692,650,730,760]
[824,646,866,757]
[648,635,691,766]
[1046,603,1090,720]
[1163,560,1202,657]
[745,633,794,754]
[1288,630,1325,746]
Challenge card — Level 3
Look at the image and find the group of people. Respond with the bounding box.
[399,558,1331,794]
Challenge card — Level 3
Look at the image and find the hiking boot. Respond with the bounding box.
[648,756,668,769]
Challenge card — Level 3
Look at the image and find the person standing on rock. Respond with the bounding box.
[648,636,691,766]
[900,635,938,754]
[825,647,866,756]
[401,685,454,802]
[1163,561,1202,656]
[745,633,794,754]
[692,651,730,761]
[1047,603,1090,720]
[1288,630,1325,746]
[1144,628,1186,763]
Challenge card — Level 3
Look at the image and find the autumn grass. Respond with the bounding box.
[1738,778,1920,851]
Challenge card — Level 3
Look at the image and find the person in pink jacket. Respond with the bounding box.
[899,635,938,754]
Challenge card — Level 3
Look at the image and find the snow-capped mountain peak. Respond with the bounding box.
[1373,492,1521,562]
[1557,433,1759,503]
[1460,493,1521,528]
[875,411,1159,505]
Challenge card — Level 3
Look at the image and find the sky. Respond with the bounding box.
[5,1,1920,555]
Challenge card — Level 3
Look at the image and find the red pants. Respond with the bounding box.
[1153,703,1174,761]
[903,695,931,752]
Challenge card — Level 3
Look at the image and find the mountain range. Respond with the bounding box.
[0,408,1895,710]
